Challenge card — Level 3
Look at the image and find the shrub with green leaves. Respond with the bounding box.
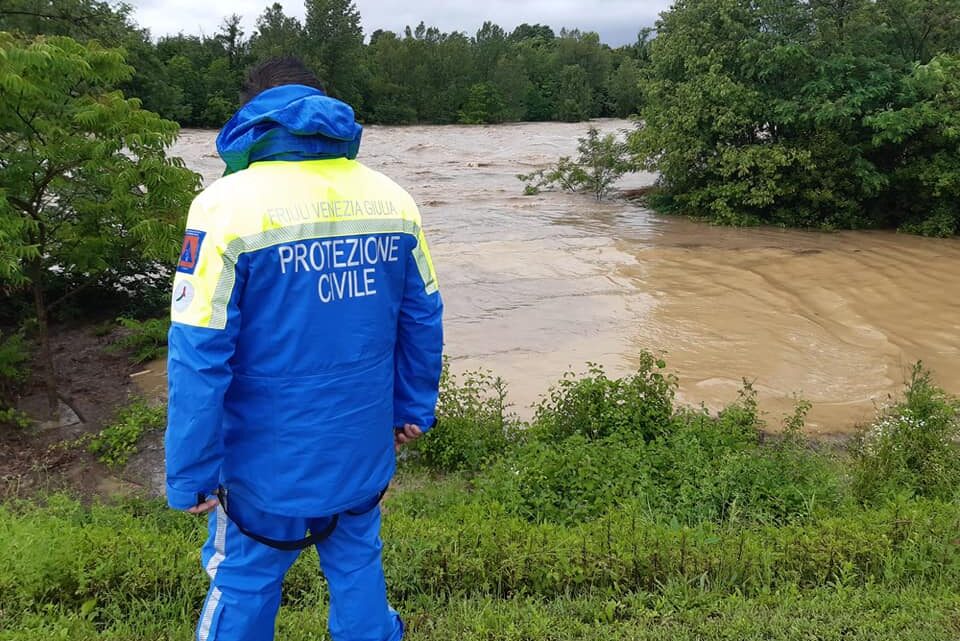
[0,329,30,429]
[111,317,170,364]
[412,363,517,472]
[532,355,676,443]
[87,398,166,468]
[482,363,841,526]
[646,396,841,525]
[631,0,960,235]
[518,127,634,201]
[852,363,960,503]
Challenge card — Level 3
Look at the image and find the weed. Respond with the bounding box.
[86,399,166,468]
[411,362,518,472]
[111,317,170,364]
[852,362,960,503]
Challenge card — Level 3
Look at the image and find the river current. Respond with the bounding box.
[165,120,960,434]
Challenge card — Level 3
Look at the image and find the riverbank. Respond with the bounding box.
[166,122,960,432]
[3,336,958,640]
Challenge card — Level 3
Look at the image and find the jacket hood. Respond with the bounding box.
[216,84,363,175]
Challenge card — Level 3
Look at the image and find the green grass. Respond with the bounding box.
[1,485,960,639]
[2,356,959,639]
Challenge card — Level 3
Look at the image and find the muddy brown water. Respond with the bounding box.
[148,120,960,434]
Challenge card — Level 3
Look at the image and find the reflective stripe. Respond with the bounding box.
[197,587,222,641]
[205,507,227,579]
[207,219,424,329]
[413,229,439,295]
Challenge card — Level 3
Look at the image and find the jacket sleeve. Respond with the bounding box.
[394,224,444,431]
[164,197,245,510]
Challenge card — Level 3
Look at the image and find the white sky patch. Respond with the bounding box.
[127,0,669,45]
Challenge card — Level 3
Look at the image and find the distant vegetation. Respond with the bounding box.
[0,0,648,128]
[4,1,955,235]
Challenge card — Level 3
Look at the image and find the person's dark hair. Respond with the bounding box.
[240,58,325,105]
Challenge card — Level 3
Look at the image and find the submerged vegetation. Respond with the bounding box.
[3,356,959,639]
[518,127,633,201]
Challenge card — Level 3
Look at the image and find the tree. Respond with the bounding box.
[868,54,960,236]
[607,57,644,117]
[519,127,633,201]
[458,82,508,124]
[216,13,249,71]
[475,21,508,79]
[304,0,365,106]
[492,55,533,121]
[554,65,593,121]
[630,0,960,232]
[250,2,304,60]
[0,34,199,413]
[0,0,191,127]
[509,23,555,45]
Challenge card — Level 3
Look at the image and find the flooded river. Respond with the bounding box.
[164,121,960,434]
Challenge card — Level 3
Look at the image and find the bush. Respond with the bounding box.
[631,0,960,235]
[411,364,517,472]
[480,434,654,523]
[87,399,166,468]
[0,329,30,429]
[852,363,960,503]
[518,127,633,201]
[646,395,841,525]
[482,368,841,526]
[531,356,676,443]
[111,317,170,364]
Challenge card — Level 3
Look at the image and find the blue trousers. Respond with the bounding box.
[196,494,403,641]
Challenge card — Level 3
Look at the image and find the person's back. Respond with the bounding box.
[164,58,443,641]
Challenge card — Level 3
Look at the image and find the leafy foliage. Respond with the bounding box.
[532,354,676,443]
[519,127,634,200]
[482,371,840,526]
[0,33,198,408]
[852,362,960,502]
[111,317,171,365]
[631,0,960,234]
[86,398,166,468]
[411,363,516,472]
[2,1,647,128]
[0,329,30,428]
[4,359,960,638]
[458,82,509,124]
[3,487,960,638]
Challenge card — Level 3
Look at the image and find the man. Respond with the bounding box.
[164,58,444,641]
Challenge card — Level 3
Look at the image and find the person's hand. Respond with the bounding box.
[186,496,219,515]
[394,423,422,452]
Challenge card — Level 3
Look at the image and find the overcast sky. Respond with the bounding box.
[126,0,671,47]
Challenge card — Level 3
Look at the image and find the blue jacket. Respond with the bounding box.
[164,85,444,516]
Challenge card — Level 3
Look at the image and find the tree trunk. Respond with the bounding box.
[29,261,58,418]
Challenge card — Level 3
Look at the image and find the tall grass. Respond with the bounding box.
[2,355,959,639]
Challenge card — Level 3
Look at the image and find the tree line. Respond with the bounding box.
[0,0,648,127]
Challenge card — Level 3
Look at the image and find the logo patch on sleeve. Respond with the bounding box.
[172,279,196,313]
[177,229,206,274]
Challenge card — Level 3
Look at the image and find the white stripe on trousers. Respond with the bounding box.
[198,587,222,641]
[206,507,227,579]
[198,507,227,641]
